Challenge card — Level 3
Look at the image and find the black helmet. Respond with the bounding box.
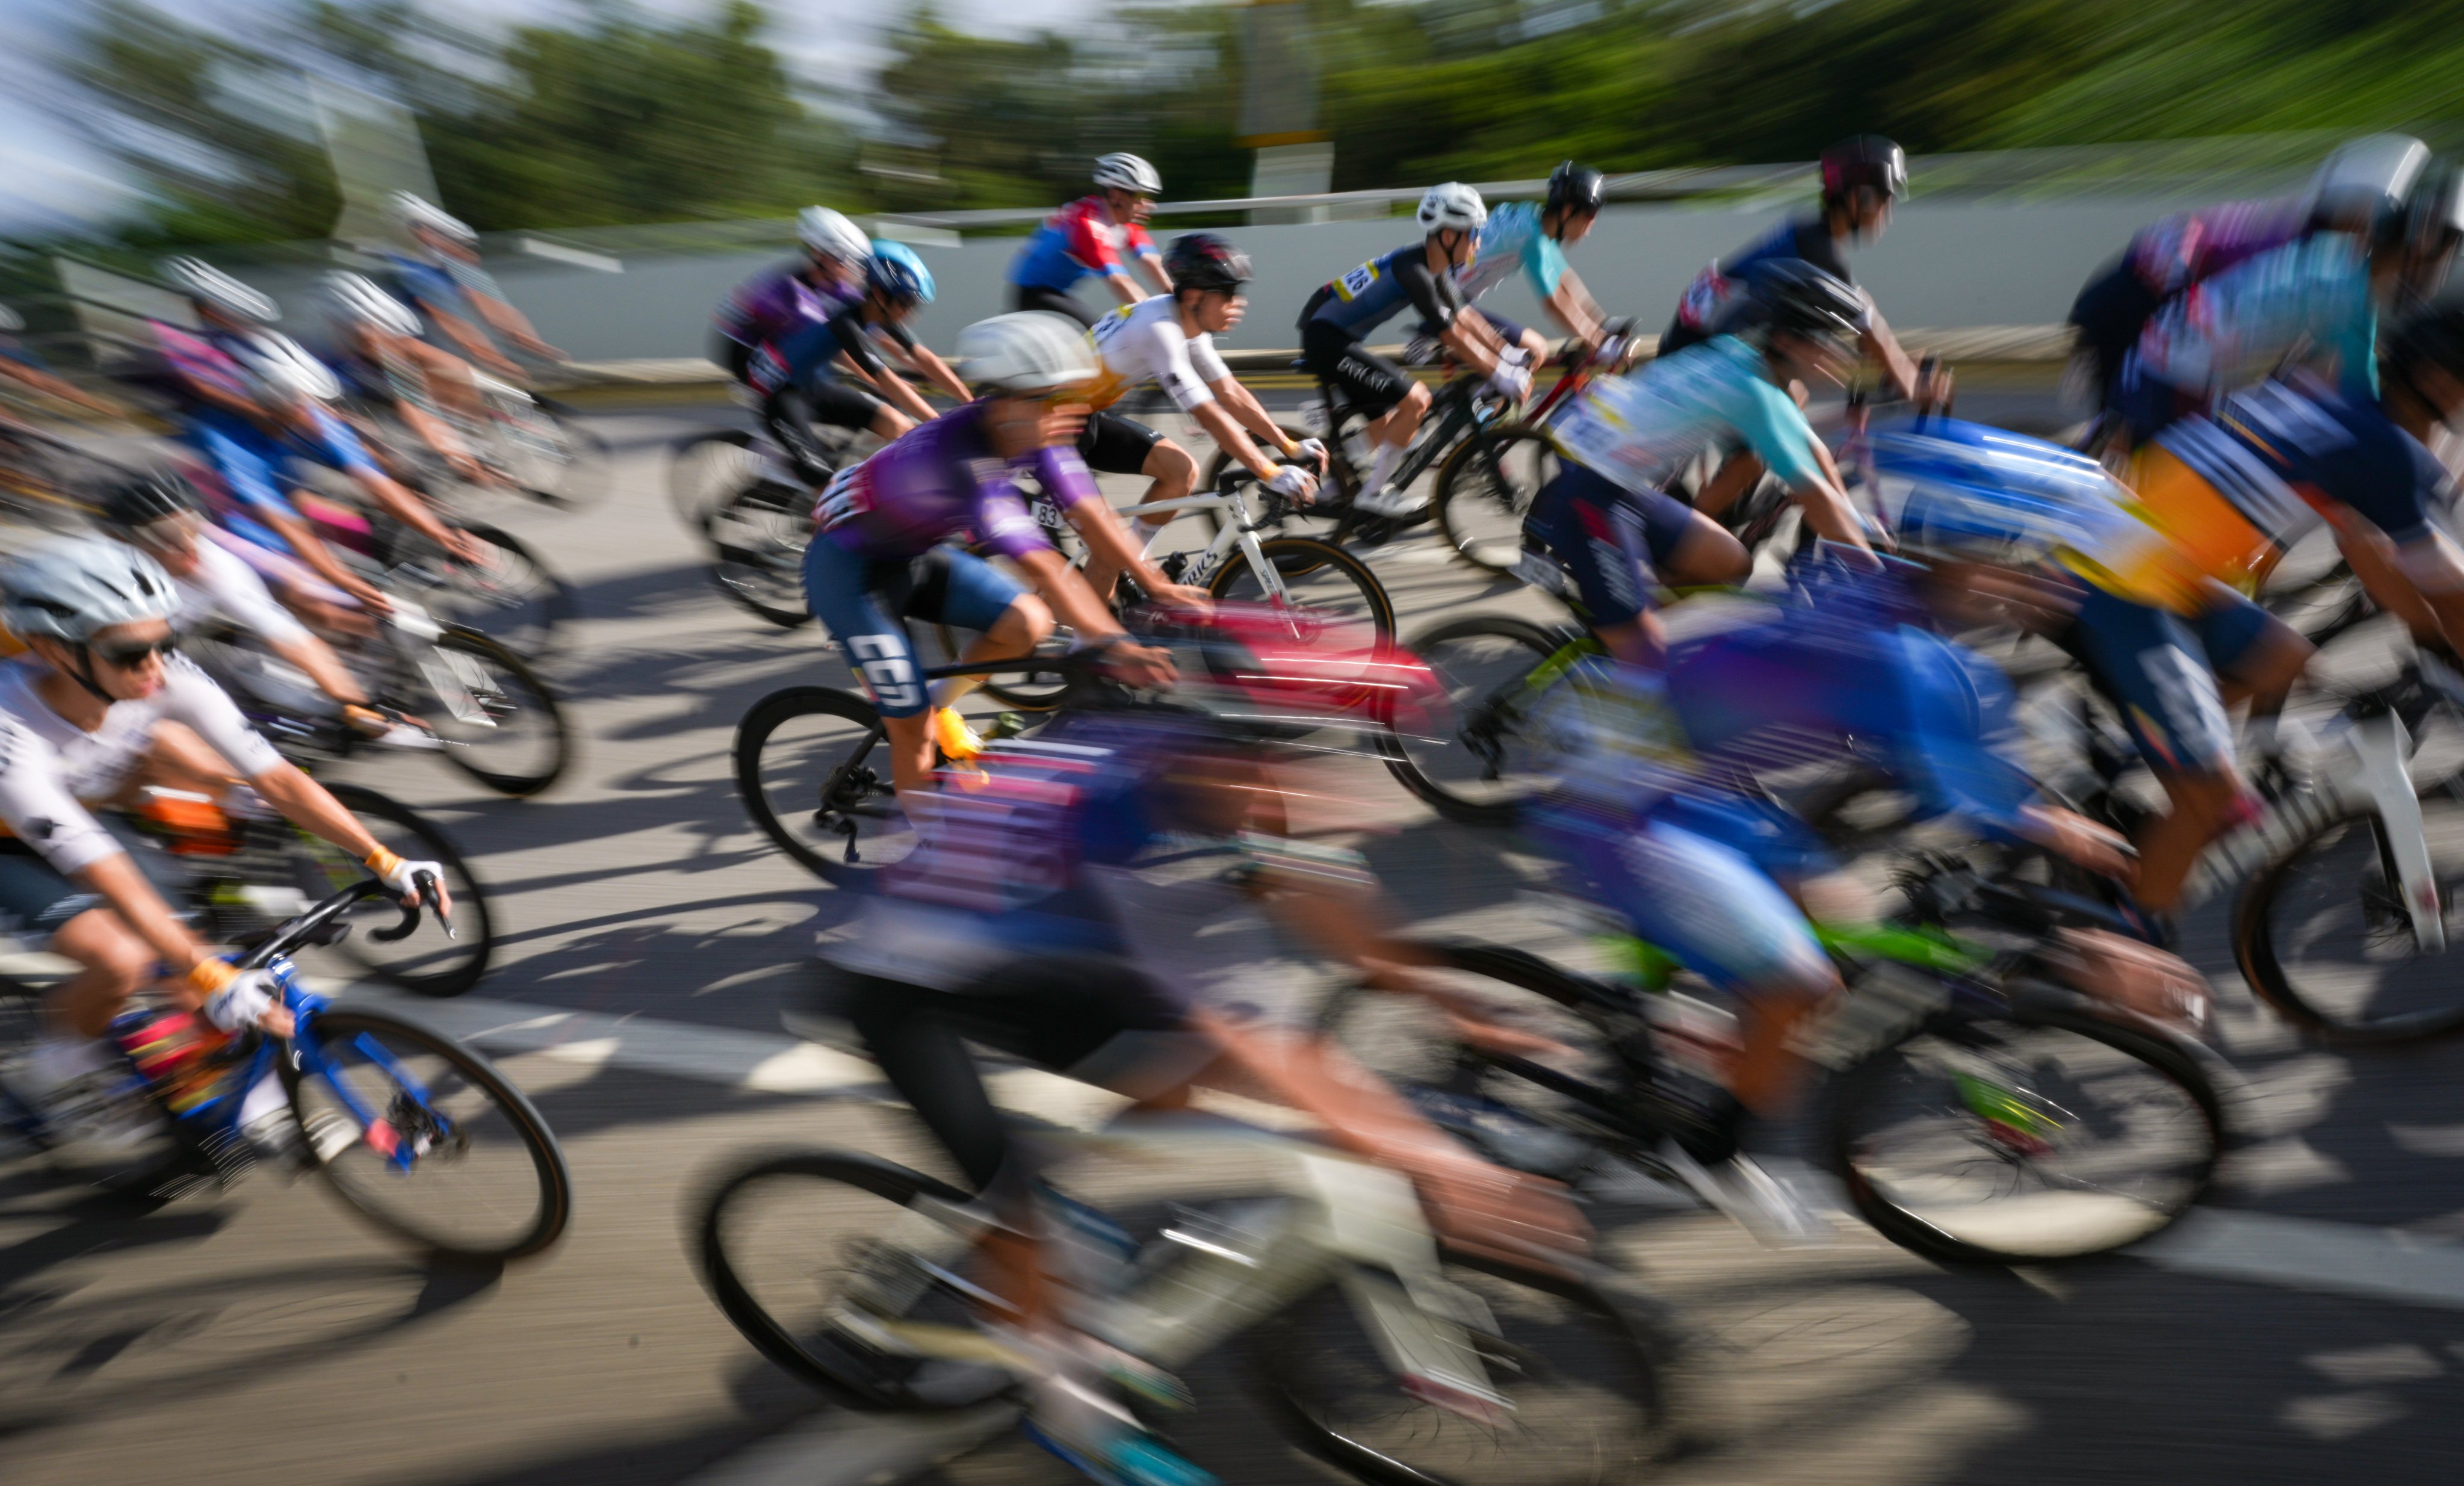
[1820,135,1907,203]
[1165,232,1252,294]
[1743,259,1867,344]
[1546,161,1606,217]
[2385,299,2464,384]
[100,471,199,530]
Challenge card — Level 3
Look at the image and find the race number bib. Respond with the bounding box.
[1334,261,1381,300]
[814,462,870,531]
[1674,262,1736,332]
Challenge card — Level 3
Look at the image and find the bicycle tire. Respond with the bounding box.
[1207,535,1396,644]
[696,1149,983,1411]
[1246,1249,1673,1486]
[1824,997,2222,1265]
[2232,784,2464,1044]
[282,1006,571,1261]
[312,782,495,997]
[517,397,613,510]
[709,479,817,630]
[670,427,764,540]
[419,627,575,797]
[734,686,912,885]
[430,521,580,661]
[1432,425,1559,579]
[1381,614,1569,826]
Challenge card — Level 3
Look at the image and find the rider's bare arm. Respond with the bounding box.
[424,304,525,379]
[1540,268,1606,350]
[1191,391,1287,482]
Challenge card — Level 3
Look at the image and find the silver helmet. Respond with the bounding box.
[0,535,178,644]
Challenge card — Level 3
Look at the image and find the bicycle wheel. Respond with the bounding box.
[670,427,765,539]
[929,624,1068,713]
[284,1007,571,1261]
[735,686,917,884]
[709,479,817,630]
[1207,536,1396,645]
[1248,1252,1670,1486]
[1434,426,1559,578]
[503,397,612,510]
[2232,781,2464,1043]
[1825,997,2221,1265]
[697,1150,995,1410]
[286,783,495,997]
[424,522,578,661]
[1382,615,1570,826]
[409,627,574,797]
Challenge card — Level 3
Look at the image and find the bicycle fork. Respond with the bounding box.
[2346,712,2447,954]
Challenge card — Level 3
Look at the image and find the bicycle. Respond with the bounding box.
[1321,853,2226,1266]
[0,419,115,532]
[696,1115,1673,1484]
[0,875,567,1260]
[1428,324,1645,578]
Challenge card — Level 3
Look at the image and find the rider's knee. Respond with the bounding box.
[871,409,915,442]
[997,592,1054,647]
[1400,382,1432,418]
[1147,439,1196,494]
[57,911,153,998]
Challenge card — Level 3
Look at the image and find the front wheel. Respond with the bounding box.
[426,522,579,662]
[1433,425,1559,578]
[1382,615,1573,826]
[289,783,495,997]
[708,479,817,630]
[410,627,574,797]
[2232,782,2464,1044]
[1825,997,2221,1265]
[285,1007,572,1261]
[734,686,915,884]
[1207,536,1396,646]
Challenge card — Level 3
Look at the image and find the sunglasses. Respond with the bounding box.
[89,634,178,669]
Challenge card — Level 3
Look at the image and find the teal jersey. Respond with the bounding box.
[2134,232,2380,398]
[1549,335,1821,496]
[1458,202,1570,304]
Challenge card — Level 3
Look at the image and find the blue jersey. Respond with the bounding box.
[2160,373,2443,550]
[1304,243,1463,338]
[1456,202,1570,304]
[2132,232,2379,400]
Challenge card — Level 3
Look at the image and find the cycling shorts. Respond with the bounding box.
[1299,320,1414,419]
[185,406,382,556]
[802,540,1027,718]
[1526,463,1700,627]
[0,823,189,950]
[1009,284,1100,332]
[1076,409,1162,476]
[1539,811,1829,997]
[2061,581,2245,774]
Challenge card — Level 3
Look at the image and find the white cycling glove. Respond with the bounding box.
[1293,438,1329,470]
[1487,362,1532,403]
[199,967,279,1034]
[367,846,445,900]
[1265,465,1318,500]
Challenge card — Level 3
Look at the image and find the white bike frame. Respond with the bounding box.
[1035,483,1293,601]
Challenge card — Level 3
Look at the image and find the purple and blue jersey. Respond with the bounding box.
[814,400,1097,563]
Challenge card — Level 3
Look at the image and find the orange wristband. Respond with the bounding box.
[187,959,237,995]
[365,846,403,879]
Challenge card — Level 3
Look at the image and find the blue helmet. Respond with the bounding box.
[866,241,933,305]
[1870,416,2117,567]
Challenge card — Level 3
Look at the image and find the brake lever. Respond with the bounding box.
[417,868,456,940]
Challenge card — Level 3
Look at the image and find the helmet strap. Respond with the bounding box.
[62,644,119,706]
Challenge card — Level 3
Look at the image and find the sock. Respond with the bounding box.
[929,675,984,712]
[1363,441,1407,497]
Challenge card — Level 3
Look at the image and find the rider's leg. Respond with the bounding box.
[46,905,158,1040]
[2198,590,2311,754]
[1656,506,1752,587]
[2137,767,2241,914]
[1529,465,1675,665]
[1076,415,1184,600]
[911,549,1047,716]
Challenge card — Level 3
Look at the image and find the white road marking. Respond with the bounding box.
[2132,1207,2464,1312]
[683,1401,1021,1486]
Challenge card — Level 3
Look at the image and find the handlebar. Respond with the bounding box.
[235,868,451,973]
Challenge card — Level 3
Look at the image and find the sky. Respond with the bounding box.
[0,0,1118,231]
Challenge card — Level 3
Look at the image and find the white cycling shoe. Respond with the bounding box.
[1658,1141,1831,1246]
[1353,484,1428,518]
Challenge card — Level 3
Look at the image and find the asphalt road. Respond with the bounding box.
[10,394,2464,1486]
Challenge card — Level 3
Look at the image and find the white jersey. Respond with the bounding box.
[1085,295,1233,413]
[170,537,309,646]
[0,655,284,874]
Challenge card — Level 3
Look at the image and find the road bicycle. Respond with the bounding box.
[1323,853,2226,1267]
[1426,325,1644,577]
[0,875,565,1260]
[697,1115,1673,1484]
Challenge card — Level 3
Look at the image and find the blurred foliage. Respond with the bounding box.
[58,0,858,244]
[42,0,2464,245]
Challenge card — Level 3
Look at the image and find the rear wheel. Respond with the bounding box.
[1434,426,1559,578]
[1382,615,1573,826]
[495,397,612,510]
[423,522,578,662]
[285,1007,571,1261]
[709,479,817,629]
[288,783,494,997]
[410,628,573,797]
[734,686,914,884]
[670,428,764,538]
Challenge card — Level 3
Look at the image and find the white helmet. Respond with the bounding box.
[159,256,280,324]
[388,190,477,244]
[1417,182,1488,235]
[796,206,870,262]
[320,271,423,338]
[0,304,22,333]
[229,330,342,406]
[953,312,1098,396]
[2309,134,2430,232]
[1093,152,1162,196]
[0,535,178,644]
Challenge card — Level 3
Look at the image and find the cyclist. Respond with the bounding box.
[1006,154,1171,329]
[1299,183,1531,516]
[1076,232,1324,599]
[1527,260,1877,634]
[314,271,493,488]
[0,536,445,1119]
[800,312,1209,794]
[95,473,429,749]
[798,701,1588,1475]
[380,191,565,379]
[2116,159,2463,442]
[1449,160,1614,364]
[2068,134,2427,416]
[748,241,968,488]
[146,258,474,616]
[713,205,871,385]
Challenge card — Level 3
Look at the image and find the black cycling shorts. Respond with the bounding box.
[1528,462,1702,628]
[1008,283,1101,331]
[761,378,884,484]
[2069,261,2163,411]
[1077,409,1163,476]
[1300,320,1414,419]
[0,826,191,948]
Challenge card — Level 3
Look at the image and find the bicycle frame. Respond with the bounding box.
[1116,484,1291,598]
